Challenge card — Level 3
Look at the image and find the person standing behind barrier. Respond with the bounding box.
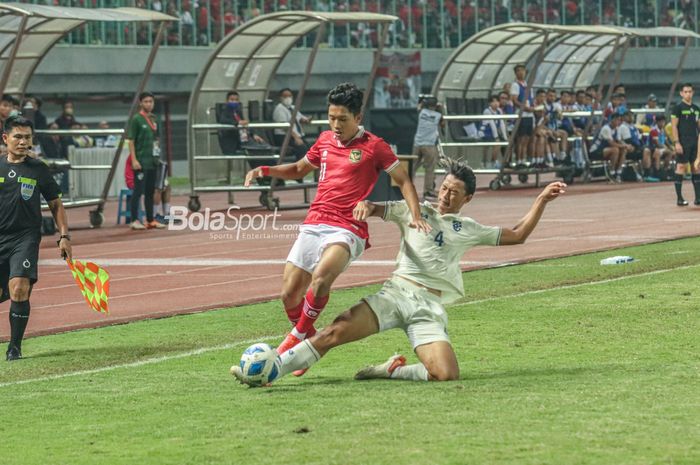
[127,92,165,230]
[273,88,310,163]
[478,95,507,169]
[510,64,535,168]
[670,83,700,206]
[412,96,443,200]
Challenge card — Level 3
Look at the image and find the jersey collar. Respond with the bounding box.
[335,126,366,147]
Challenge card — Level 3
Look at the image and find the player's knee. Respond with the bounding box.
[427,364,460,381]
[310,273,333,296]
[280,289,302,309]
[9,280,30,301]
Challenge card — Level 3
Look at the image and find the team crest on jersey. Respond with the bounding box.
[452,220,462,231]
[349,149,362,163]
[19,177,36,200]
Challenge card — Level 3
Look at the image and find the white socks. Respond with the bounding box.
[277,339,321,378]
[390,363,429,381]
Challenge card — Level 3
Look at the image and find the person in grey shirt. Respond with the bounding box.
[412,97,444,200]
[272,88,310,162]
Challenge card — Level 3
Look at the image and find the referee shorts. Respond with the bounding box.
[0,230,40,303]
[676,142,697,165]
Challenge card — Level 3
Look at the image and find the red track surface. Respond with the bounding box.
[3,175,699,340]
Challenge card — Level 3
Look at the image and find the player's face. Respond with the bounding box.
[437,174,472,215]
[3,126,33,159]
[680,86,693,102]
[140,96,155,113]
[328,104,361,142]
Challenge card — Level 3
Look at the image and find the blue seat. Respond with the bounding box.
[116,188,145,224]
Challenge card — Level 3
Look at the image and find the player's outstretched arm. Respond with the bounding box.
[353,200,385,221]
[244,158,315,187]
[47,198,72,260]
[388,165,431,233]
[499,182,566,246]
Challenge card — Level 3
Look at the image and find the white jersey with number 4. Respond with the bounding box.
[383,201,501,304]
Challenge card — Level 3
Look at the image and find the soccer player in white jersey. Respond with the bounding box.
[232,159,566,384]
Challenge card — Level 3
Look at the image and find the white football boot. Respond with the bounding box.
[354,354,406,380]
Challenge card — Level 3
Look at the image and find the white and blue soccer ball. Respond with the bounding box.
[239,343,280,386]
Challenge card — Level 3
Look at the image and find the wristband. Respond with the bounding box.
[57,234,71,246]
[260,166,270,176]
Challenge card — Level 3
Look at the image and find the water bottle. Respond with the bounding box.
[600,256,635,265]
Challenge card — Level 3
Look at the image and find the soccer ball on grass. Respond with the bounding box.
[237,343,280,386]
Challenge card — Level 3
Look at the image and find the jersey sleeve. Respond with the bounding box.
[382,200,411,224]
[374,139,399,172]
[126,116,139,140]
[304,136,321,167]
[510,83,520,98]
[671,104,680,120]
[38,161,62,201]
[460,217,501,246]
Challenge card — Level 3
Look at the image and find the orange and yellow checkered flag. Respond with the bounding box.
[66,259,110,314]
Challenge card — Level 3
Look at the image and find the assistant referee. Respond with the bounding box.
[0,115,71,361]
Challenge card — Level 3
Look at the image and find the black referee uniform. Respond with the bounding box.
[671,100,700,205]
[0,155,61,357]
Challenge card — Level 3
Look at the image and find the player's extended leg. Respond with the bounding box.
[278,244,350,353]
[6,277,31,361]
[280,262,312,326]
[271,301,380,381]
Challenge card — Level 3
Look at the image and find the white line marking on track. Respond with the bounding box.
[540,219,595,223]
[38,258,498,267]
[664,218,698,222]
[4,262,698,388]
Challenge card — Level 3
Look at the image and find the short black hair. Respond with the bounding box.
[489,94,500,103]
[656,114,666,122]
[514,64,526,73]
[4,115,33,134]
[441,157,476,196]
[613,84,625,91]
[279,87,293,95]
[681,83,694,91]
[576,90,586,96]
[561,90,571,96]
[327,82,363,115]
[226,91,239,99]
[536,89,546,95]
[1,94,15,105]
[139,92,154,101]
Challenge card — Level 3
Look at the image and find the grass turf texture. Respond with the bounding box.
[1,237,699,464]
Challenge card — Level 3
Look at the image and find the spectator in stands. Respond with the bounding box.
[478,94,507,169]
[589,113,626,182]
[604,92,626,119]
[532,89,552,168]
[39,122,61,159]
[54,101,77,130]
[510,64,535,168]
[0,94,15,130]
[546,88,569,164]
[636,93,659,128]
[412,96,443,199]
[572,90,589,131]
[69,122,94,148]
[94,121,119,148]
[273,87,310,162]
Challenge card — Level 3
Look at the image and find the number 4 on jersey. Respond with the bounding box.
[434,231,444,247]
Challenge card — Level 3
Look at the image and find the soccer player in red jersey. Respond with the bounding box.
[244,82,430,367]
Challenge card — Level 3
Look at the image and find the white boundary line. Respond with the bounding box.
[2,262,698,389]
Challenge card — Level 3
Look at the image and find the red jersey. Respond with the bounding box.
[304,127,400,242]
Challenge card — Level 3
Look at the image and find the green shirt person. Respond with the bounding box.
[126,92,165,230]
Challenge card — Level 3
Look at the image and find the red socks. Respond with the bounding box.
[295,290,329,335]
[284,300,304,324]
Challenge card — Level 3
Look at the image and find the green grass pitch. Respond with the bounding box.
[1,238,699,465]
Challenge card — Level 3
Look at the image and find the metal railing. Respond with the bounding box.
[21,0,700,48]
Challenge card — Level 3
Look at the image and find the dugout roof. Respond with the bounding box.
[0,3,175,95]
[433,23,700,102]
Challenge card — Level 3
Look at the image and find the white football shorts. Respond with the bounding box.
[286,224,366,274]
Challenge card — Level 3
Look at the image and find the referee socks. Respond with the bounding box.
[9,300,30,350]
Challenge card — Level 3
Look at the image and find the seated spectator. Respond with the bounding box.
[70,122,94,148]
[636,93,660,128]
[589,113,626,182]
[604,92,626,120]
[219,90,266,148]
[645,115,674,181]
[617,111,643,181]
[545,88,569,163]
[572,90,590,131]
[94,121,120,147]
[272,87,310,162]
[39,122,62,159]
[478,94,507,169]
[532,89,554,168]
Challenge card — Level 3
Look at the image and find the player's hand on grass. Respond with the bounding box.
[244,167,263,187]
[59,238,72,261]
[353,200,375,221]
[410,217,432,234]
[539,182,566,202]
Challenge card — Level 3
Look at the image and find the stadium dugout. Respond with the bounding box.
[433,23,700,190]
[0,2,175,227]
[186,11,397,212]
